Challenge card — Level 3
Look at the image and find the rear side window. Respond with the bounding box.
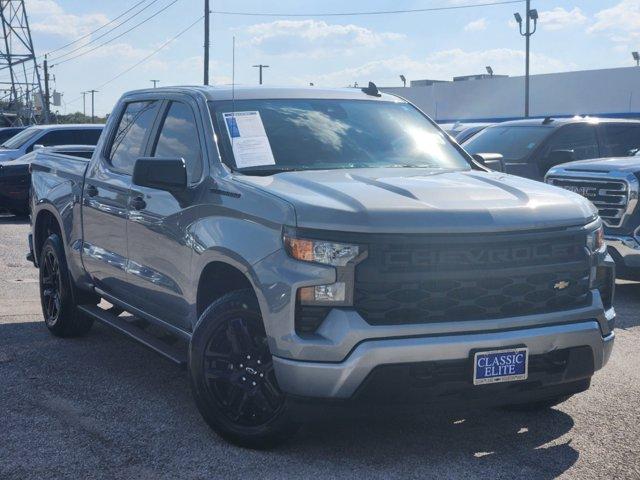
[601,124,640,157]
[108,101,159,174]
[152,101,203,182]
[543,124,599,161]
[74,129,102,146]
[37,129,76,147]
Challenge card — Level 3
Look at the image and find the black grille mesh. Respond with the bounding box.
[354,232,591,326]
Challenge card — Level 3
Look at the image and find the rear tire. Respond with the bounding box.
[39,234,94,337]
[189,289,299,449]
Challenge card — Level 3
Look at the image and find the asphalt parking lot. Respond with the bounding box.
[1,214,639,480]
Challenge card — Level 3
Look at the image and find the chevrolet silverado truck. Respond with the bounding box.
[29,85,615,448]
[546,151,640,278]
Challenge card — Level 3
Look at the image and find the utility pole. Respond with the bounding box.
[150,79,159,88]
[43,55,51,122]
[82,91,87,118]
[88,89,98,123]
[204,0,210,85]
[252,64,269,85]
[514,1,538,118]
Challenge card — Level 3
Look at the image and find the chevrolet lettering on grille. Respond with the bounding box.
[383,243,580,269]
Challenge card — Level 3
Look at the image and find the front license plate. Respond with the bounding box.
[473,347,528,385]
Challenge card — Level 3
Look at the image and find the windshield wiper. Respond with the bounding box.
[236,165,303,176]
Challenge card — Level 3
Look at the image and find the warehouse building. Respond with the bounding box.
[381,66,640,123]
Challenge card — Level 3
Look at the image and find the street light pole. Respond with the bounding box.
[514,1,538,118]
[252,64,269,85]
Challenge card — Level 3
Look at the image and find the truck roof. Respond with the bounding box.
[124,85,404,102]
[493,116,640,128]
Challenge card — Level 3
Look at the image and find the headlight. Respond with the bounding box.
[284,232,363,307]
[587,225,605,253]
[284,235,360,266]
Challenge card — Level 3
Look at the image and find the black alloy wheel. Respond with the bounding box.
[190,289,299,448]
[203,312,284,426]
[41,248,62,326]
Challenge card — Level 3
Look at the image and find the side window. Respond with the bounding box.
[152,101,203,182]
[74,129,102,146]
[601,124,640,157]
[36,130,76,147]
[544,124,599,161]
[108,100,159,175]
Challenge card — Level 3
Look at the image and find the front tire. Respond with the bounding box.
[189,289,299,448]
[39,234,93,337]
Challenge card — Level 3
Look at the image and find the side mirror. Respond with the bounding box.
[473,153,505,172]
[546,149,576,166]
[33,144,45,151]
[133,157,187,193]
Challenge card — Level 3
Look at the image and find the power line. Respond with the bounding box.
[211,0,529,17]
[65,15,203,108]
[46,0,150,55]
[95,15,202,89]
[50,0,180,66]
[48,0,162,62]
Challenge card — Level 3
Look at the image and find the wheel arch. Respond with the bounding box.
[196,260,259,322]
[33,207,63,266]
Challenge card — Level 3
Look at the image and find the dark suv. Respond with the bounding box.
[463,117,640,181]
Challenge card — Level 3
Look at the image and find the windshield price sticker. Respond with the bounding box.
[223,111,276,168]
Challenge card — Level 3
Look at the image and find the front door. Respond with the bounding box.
[82,100,160,300]
[126,99,205,330]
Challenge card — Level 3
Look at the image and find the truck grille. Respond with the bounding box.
[547,177,629,227]
[353,231,591,326]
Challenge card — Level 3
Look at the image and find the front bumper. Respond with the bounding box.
[606,235,640,269]
[274,320,615,399]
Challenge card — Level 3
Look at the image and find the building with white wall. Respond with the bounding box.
[382,66,640,123]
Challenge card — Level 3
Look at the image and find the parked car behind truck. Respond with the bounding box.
[0,124,102,163]
[29,86,615,448]
[463,117,640,181]
[546,150,640,278]
[0,145,95,216]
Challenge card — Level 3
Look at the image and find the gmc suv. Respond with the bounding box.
[463,117,640,181]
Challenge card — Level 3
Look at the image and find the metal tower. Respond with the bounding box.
[0,0,46,125]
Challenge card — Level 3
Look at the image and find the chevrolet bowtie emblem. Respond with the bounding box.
[554,281,570,290]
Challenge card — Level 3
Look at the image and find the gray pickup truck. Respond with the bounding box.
[29,85,615,448]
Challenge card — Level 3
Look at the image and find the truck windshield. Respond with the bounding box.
[1,127,40,149]
[464,126,551,161]
[210,99,471,174]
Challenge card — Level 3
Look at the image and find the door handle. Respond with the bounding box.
[86,184,98,197]
[131,196,147,211]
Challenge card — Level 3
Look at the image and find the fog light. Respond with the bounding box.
[299,282,346,304]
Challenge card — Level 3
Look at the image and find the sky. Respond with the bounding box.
[21,0,640,115]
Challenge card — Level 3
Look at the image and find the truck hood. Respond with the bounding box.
[236,168,597,233]
[551,156,640,174]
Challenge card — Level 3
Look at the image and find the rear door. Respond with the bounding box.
[126,97,206,329]
[82,100,160,300]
